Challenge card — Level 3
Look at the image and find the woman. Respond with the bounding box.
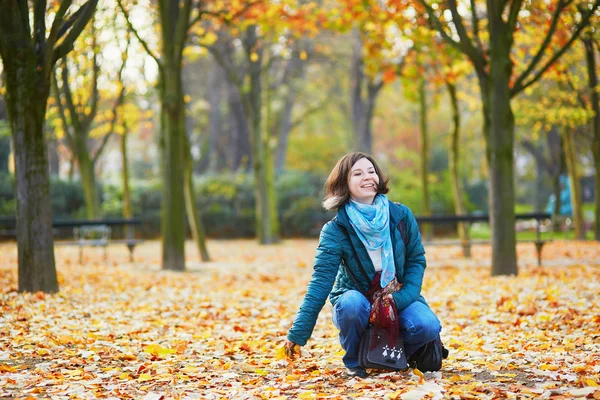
[284,152,442,378]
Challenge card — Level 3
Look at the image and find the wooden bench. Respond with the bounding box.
[0,217,144,263]
[416,212,552,266]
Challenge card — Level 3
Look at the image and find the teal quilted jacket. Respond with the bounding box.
[287,200,429,346]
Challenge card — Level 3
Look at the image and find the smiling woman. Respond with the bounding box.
[284,152,446,378]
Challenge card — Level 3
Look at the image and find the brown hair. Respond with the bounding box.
[322,152,389,210]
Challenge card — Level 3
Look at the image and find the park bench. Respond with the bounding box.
[0,217,144,263]
[416,212,552,266]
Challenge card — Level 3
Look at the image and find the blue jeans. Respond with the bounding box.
[332,290,441,368]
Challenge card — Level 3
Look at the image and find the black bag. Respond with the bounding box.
[358,324,407,370]
[408,335,449,372]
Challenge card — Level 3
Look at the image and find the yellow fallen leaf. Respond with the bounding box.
[584,379,599,387]
[299,391,315,399]
[254,369,268,376]
[143,344,176,356]
[118,372,130,380]
[138,373,153,382]
[413,368,425,382]
[540,364,559,371]
[275,346,287,361]
[389,390,404,399]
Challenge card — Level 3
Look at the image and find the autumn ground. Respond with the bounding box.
[1,239,599,400]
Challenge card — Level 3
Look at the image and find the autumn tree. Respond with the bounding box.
[0,0,98,292]
[197,1,319,244]
[51,17,123,220]
[416,0,599,275]
[326,0,413,154]
[581,25,600,240]
[117,0,214,269]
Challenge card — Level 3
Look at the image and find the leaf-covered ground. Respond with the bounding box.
[1,240,599,399]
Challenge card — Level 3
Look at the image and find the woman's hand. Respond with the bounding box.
[284,339,301,359]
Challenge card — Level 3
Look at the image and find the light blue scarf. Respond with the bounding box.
[345,194,395,288]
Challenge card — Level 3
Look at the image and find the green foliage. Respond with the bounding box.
[0,172,15,215]
[0,169,488,237]
[387,168,466,215]
[49,178,86,218]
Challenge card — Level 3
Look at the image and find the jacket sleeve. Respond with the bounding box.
[287,221,342,346]
[392,208,426,311]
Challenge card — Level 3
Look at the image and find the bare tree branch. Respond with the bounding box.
[174,0,194,66]
[116,0,162,67]
[59,58,82,133]
[447,0,483,66]
[52,0,98,63]
[469,0,484,53]
[33,0,48,56]
[506,0,523,47]
[93,33,130,165]
[43,0,73,76]
[415,0,464,54]
[52,70,76,149]
[83,25,99,130]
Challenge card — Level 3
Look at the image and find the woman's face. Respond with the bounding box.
[348,157,379,205]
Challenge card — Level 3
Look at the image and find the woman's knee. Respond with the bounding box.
[400,303,441,342]
[335,290,370,326]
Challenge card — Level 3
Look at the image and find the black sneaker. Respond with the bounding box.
[346,367,367,378]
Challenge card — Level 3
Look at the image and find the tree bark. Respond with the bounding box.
[350,30,382,154]
[206,61,223,172]
[582,37,600,240]
[2,55,58,292]
[275,49,305,172]
[76,137,100,219]
[121,130,132,219]
[474,9,517,276]
[419,80,432,241]
[446,80,471,256]
[561,127,585,239]
[159,65,186,271]
[246,25,279,244]
[183,134,210,261]
[227,81,252,171]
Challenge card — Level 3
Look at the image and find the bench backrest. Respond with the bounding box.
[74,225,111,241]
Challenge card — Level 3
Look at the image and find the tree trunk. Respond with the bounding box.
[183,134,210,262]
[4,58,58,292]
[206,61,223,172]
[350,30,381,154]
[246,25,279,244]
[47,135,60,177]
[483,17,517,276]
[0,135,11,173]
[76,137,100,219]
[227,81,252,171]
[562,128,585,239]
[583,38,600,240]
[446,80,471,256]
[160,65,186,271]
[419,80,432,241]
[121,131,132,219]
[520,139,547,212]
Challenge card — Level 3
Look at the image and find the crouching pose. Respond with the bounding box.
[285,152,445,378]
